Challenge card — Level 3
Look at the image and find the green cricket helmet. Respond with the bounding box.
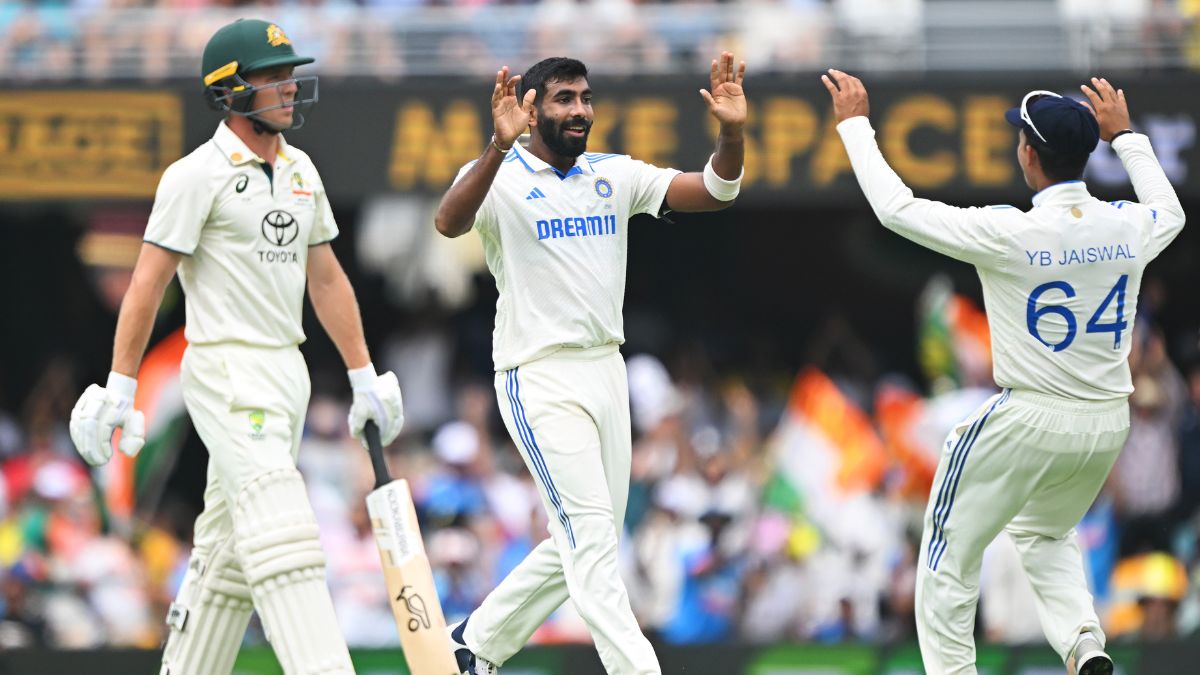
[201,19,318,130]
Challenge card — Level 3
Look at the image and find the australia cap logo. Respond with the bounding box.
[266,24,292,47]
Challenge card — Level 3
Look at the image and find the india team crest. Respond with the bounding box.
[594,177,614,199]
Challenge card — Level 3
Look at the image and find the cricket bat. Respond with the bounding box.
[363,421,460,675]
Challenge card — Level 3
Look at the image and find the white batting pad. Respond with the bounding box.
[159,539,254,675]
[234,468,353,674]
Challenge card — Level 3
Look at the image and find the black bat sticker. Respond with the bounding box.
[397,585,432,632]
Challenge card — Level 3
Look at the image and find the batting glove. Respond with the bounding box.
[69,372,147,467]
[347,364,404,447]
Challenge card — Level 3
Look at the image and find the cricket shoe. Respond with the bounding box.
[449,616,499,675]
[1068,634,1113,675]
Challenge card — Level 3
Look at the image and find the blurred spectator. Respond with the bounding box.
[0,1,75,80]
[833,0,923,70]
[330,499,405,646]
[736,0,827,72]
[658,506,748,644]
[627,477,705,640]
[429,526,487,621]
[530,0,668,74]
[422,420,488,523]
[1176,363,1200,521]
[1110,329,1187,555]
[1106,551,1188,640]
[60,492,157,646]
[626,353,685,530]
[738,513,816,643]
[0,562,46,648]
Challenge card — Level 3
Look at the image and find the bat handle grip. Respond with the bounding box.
[363,420,391,489]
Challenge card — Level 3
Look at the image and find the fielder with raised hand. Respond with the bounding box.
[823,70,1184,675]
[69,19,403,675]
[434,54,746,675]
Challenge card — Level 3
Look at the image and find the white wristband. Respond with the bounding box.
[348,363,377,391]
[703,154,743,202]
[106,371,138,399]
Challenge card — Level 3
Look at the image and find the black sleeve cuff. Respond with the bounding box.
[144,239,193,256]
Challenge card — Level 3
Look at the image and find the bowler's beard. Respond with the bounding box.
[538,114,591,158]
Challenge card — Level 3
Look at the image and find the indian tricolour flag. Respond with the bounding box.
[918,275,992,393]
[764,368,888,547]
[104,328,189,532]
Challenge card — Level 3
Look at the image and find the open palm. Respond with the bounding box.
[492,66,534,148]
[701,52,747,129]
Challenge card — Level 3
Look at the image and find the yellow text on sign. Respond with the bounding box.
[385,93,1020,192]
[0,91,183,199]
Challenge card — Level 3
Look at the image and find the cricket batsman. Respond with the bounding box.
[68,19,404,674]
[823,70,1184,675]
[432,54,747,674]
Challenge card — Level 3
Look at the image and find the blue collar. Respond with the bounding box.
[512,144,592,179]
[1031,179,1089,207]
[552,165,584,180]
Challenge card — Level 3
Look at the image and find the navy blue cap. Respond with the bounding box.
[1005,94,1100,156]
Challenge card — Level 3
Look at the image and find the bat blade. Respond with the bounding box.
[363,424,459,675]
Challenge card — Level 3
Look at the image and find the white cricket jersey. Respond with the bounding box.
[838,117,1185,401]
[143,121,338,348]
[456,143,681,371]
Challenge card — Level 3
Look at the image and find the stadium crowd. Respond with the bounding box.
[3,0,1200,80]
[1,282,1198,651]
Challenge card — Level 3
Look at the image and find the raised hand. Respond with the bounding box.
[821,69,870,123]
[492,66,535,149]
[1079,77,1131,142]
[700,52,747,131]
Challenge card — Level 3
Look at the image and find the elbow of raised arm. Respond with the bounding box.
[1151,199,1186,233]
[712,195,738,211]
[433,214,452,238]
[873,203,903,229]
[433,215,454,238]
[433,210,468,239]
[686,195,737,213]
[873,191,922,230]
[1171,200,1186,226]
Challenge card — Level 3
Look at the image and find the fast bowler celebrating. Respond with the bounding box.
[68,19,404,674]
[823,70,1184,675]
[434,54,747,674]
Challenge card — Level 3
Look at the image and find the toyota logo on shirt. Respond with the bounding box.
[261,210,298,246]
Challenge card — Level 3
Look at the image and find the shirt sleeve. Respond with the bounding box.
[308,167,339,246]
[627,158,683,218]
[453,160,498,234]
[837,117,1012,268]
[143,159,212,255]
[1111,132,1186,263]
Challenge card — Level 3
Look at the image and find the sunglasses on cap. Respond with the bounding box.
[1019,90,1063,144]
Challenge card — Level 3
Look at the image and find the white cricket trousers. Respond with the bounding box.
[916,389,1129,675]
[464,344,661,675]
[166,344,352,675]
